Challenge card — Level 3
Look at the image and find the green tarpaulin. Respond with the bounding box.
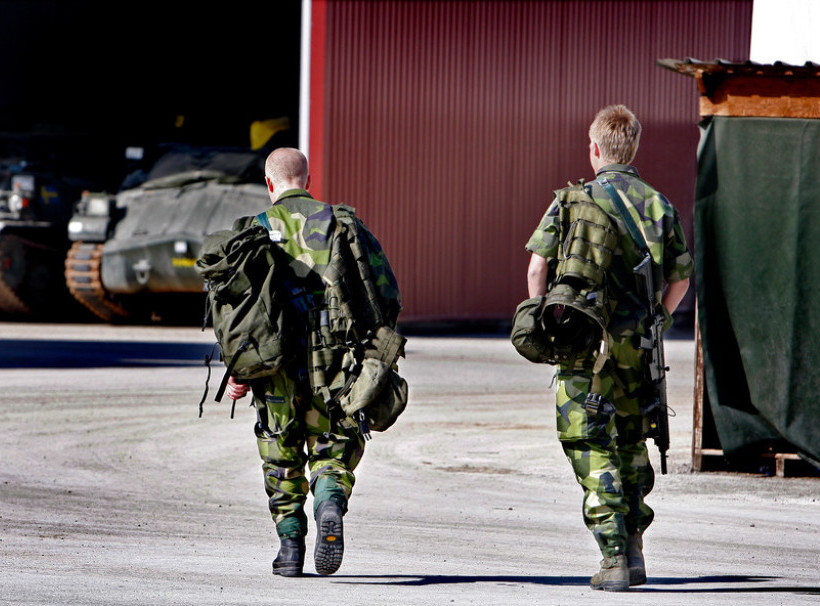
[695,116,820,468]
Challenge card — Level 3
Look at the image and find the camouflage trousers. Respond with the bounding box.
[252,369,365,539]
[555,338,655,558]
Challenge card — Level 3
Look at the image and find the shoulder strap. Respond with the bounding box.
[256,211,272,231]
[597,176,649,254]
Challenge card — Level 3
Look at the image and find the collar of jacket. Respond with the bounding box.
[596,163,639,178]
[275,188,314,203]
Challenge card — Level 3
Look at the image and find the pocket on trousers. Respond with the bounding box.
[255,394,296,438]
[556,376,614,442]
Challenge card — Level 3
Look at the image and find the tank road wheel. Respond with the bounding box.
[64,242,130,323]
[0,232,81,319]
[0,234,33,316]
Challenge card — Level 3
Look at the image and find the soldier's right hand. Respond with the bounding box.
[226,376,250,399]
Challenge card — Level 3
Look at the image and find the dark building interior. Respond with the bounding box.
[0,1,302,156]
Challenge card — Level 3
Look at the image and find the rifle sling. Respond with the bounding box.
[597,177,650,256]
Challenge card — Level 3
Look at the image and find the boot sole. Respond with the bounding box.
[314,512,344,575]
[272,564,303,577]
[591,580,630,592]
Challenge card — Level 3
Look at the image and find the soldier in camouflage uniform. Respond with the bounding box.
[525,106,693,591]
[226,148,368,577]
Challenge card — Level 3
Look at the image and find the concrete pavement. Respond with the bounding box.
[1,322,818,605]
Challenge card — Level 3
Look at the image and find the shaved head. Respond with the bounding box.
[266,147,308,184]
[264,147,310,201]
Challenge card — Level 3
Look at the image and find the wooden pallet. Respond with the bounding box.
[760,453,806,478]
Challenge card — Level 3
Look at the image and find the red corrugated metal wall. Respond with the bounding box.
[317,0,752,323]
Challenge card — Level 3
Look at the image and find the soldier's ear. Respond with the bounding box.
[266,177,274,192]
[590,140,601,159]
[305,174,312,190]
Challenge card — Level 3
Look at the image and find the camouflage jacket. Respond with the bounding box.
[251,189,335,292]
[526,164,694,337]
[239,188,401,326]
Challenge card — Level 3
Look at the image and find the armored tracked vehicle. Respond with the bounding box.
[0,131,123,320]
[65,143,272,324]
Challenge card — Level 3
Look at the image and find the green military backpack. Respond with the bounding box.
[195,222,295,411]
[305,205,408,437]
[196,203,408,436]
[511,179,619,366]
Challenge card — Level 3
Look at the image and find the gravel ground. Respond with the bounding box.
[1,322,818,606]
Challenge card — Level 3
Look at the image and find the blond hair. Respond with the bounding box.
[589,105,641,164]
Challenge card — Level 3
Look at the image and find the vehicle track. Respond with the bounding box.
[64,241,130,322]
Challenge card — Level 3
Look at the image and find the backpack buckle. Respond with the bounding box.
[583,392,606,415]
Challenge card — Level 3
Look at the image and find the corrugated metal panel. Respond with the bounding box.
[319,0,753,323]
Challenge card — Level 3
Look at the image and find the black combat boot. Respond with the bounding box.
[272,535,305,577]
[313,499,344,575]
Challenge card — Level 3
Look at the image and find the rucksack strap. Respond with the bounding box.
[256,210,272,231]
[214,340,251,403]
[198,343,219,418]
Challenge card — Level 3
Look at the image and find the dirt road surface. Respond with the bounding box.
[1,322,818,606]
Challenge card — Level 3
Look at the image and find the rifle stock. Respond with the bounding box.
[633,254,670,474]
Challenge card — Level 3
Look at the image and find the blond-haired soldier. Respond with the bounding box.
[525,105,693,591]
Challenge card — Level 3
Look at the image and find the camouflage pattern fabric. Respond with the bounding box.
[526,165,692,558]
[253,189,335,283]
[253,368,365,539]
[240,189,367,539]
[249,192,401,326]
[556,336,655,557]
[332,204,402,327]
[526,164,694,337]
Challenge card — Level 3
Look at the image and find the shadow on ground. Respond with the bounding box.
[329,574,817,594]
[0,339,216,368]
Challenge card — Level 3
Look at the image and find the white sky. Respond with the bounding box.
[751,0,820,64]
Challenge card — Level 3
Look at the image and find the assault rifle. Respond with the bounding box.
[633,253,670,475]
